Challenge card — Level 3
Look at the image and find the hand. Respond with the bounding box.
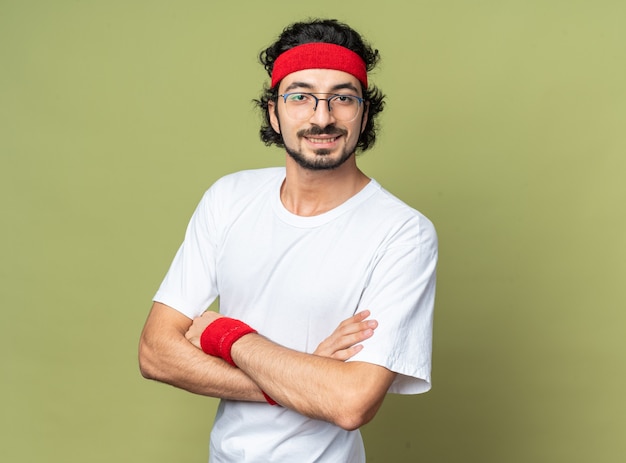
[313,310,377,361]
[185,310,223,349]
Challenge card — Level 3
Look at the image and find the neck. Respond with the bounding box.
[280,154,370,216]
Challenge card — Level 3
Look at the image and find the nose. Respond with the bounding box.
[309,98,336,126]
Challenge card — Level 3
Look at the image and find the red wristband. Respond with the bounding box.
[200,317,257,366]
[262,391,278,406]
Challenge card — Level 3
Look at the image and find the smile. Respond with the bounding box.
[306,136,340,144]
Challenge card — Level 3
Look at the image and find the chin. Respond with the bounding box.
[286,146,355,171]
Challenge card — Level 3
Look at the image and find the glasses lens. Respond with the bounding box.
[283,93,314,120]
[283,93,361,121]
[329,95,360,121]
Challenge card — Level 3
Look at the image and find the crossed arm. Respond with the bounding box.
[139,302,397,430]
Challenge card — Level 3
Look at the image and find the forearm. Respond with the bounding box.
[138,303,264,401]
[231,333,395,430]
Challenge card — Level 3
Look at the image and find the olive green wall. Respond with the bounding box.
[2,1,624,462]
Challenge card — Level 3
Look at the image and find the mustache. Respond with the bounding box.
[297,125,347,138]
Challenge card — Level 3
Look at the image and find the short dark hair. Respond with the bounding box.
[255,19,385,152]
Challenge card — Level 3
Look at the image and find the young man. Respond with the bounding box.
[139,19,437,462]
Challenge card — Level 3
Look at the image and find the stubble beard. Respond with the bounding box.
[285,144,355,171]
[283,125,356,171]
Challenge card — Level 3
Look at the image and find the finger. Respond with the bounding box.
[325,324,375,353]
[349,325,375,344]
[339,310,370,327]
[331,344,364,361]
[336,318,378,337]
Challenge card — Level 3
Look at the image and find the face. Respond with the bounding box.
[269,69,368,171]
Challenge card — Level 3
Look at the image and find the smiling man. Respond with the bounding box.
[139,19,438,463]
[271,68,366,170]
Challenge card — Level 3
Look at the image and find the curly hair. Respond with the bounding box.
[255,19,385,152]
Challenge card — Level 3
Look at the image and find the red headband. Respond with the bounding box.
[271,42,368,89]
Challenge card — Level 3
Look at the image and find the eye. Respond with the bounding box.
[286,93,310,104]
[332,95,357,105]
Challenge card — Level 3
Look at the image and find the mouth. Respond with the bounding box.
[306,135,340,144]
[298,126,348,150]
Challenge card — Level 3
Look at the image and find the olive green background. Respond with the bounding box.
[1,1,625,462]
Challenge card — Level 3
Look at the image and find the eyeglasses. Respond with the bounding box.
[279,92,364,122]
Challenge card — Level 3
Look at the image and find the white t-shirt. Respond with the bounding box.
[154,167,437,462]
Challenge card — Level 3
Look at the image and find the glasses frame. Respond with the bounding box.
[279,92,365,122]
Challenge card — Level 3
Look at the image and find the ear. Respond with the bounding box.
[268,100,281,134]
[360,101,369,134]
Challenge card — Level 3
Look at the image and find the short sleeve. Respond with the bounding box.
[153,189,220,319]
[347,216,438,394]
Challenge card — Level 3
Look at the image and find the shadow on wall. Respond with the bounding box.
[361,243,533,463]
[361,347,527,463]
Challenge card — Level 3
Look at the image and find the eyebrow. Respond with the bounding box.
[283,81,361,94]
